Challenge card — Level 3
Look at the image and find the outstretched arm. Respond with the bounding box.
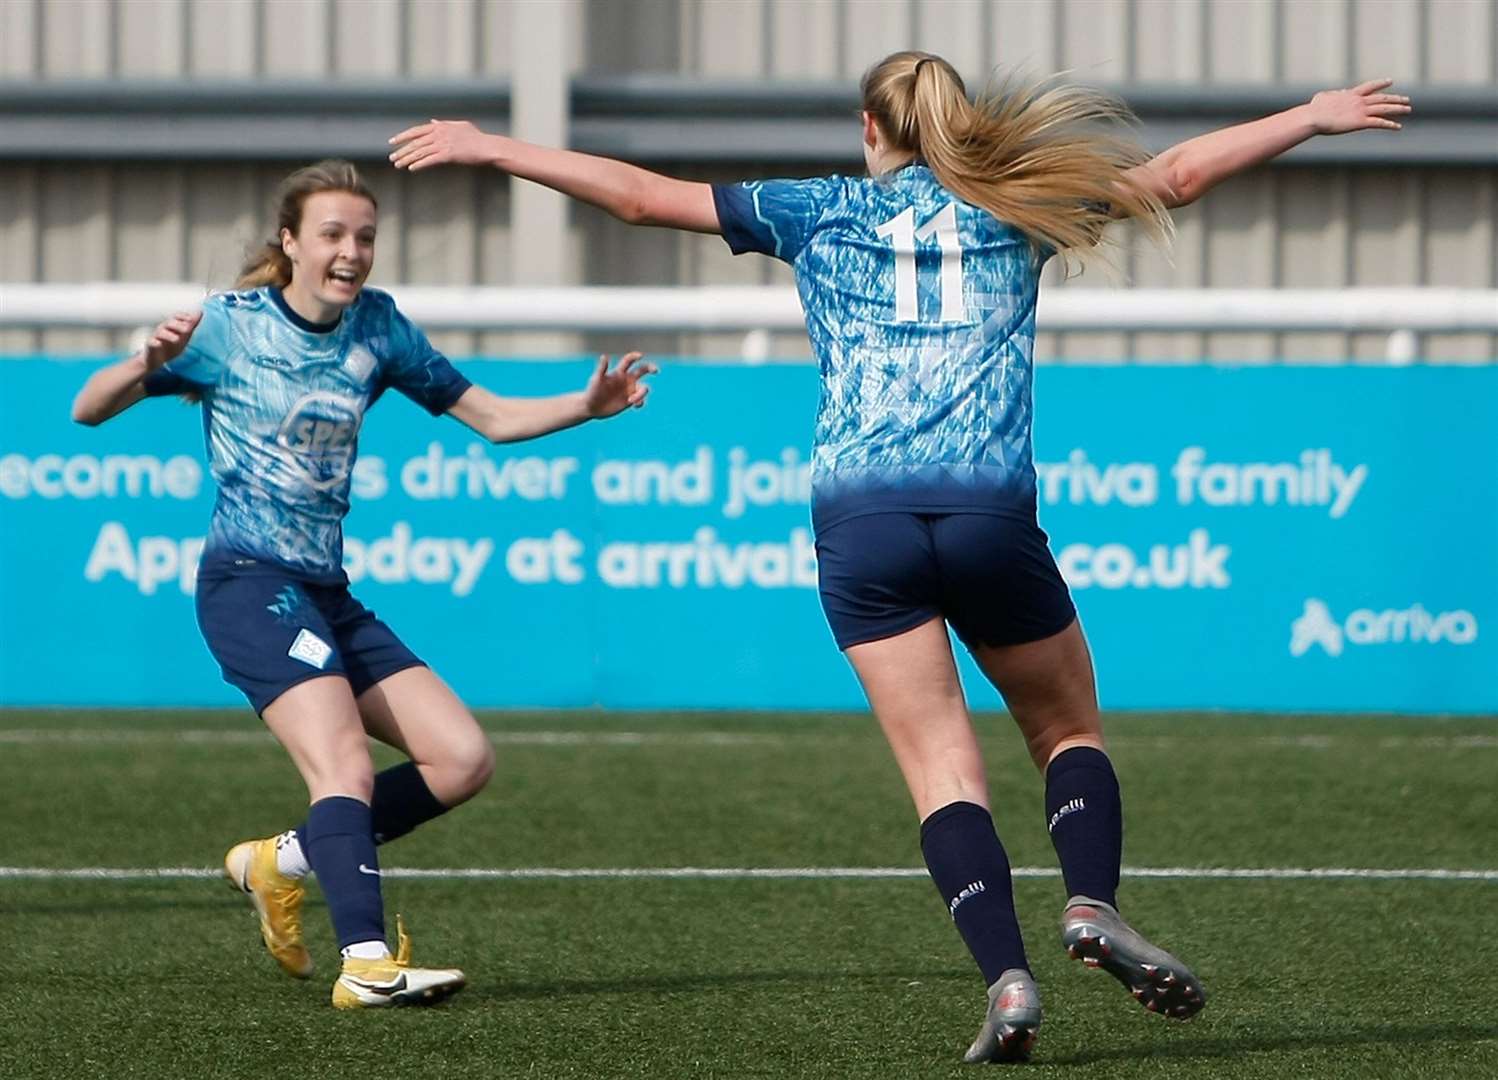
[1123,79,1411,210]
[71,310,202,425]
[447,352,656,444]
[389,122,720,234]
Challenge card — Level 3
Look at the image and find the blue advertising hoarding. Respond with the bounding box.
[2,357,1493,712]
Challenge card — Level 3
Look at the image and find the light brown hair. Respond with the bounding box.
[860,51,1171,272]
[235,160,378,289]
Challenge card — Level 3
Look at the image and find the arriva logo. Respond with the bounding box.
[1290,598,1479,657]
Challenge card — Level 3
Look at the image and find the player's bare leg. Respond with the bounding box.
[261,675,375,805]
[844,618,988,821]
[356,666,494,809]
[845,618,1040,1062]
[968,618,1103,772]
[244,675,464,1006]
[972,619,1205,1020]
[225,675,375,978]
[262,666,494,891]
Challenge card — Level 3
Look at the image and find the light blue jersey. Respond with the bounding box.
[144,286,471,581]
[713,166,1043,532]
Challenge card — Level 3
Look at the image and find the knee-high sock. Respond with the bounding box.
[920,801,1029,985]
[291,761,448,865]
[1044,746,1123,908]
[303,796,385,951]
[367,761,449,844]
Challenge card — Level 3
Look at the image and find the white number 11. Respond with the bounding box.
[874,202,965,322]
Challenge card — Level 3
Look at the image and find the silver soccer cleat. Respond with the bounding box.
[1060,896,1206,1020]
[963,967,1042,1064]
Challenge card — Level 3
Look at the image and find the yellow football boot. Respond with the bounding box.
[331,915,466,1009]
[223,836,313,979]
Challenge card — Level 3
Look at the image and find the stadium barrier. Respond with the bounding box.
[3,284,1497,361]
[2,354,1493,713]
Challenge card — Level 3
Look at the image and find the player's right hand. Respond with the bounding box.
[1306,79,1411,135]
[143,310,202,371]
[388,120,500,172]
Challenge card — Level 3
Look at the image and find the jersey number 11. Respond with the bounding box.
[874,202,964,323]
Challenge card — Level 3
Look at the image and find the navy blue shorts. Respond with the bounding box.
[815,512,1076,651]
[195,570,425,714]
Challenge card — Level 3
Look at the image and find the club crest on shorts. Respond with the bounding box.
[287,628,333,669]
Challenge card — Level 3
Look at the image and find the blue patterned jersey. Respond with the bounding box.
[713,165,1043,531]
[143,286,471,581]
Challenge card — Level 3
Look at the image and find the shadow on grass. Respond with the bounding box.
[477,967,973,1001]
[1042,1022,1498,1067]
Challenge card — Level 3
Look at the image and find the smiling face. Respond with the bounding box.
[280,190,378,323]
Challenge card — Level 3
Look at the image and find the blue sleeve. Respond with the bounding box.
[378,303,473,416]
[141,298,232,396]
[712,177,843,263]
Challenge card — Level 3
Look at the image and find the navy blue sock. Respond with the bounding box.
[295,762,449,852]
[919,801,1029,985]
[369,762,449,845]
[303,796,385,951]
[1044,746,1123,908]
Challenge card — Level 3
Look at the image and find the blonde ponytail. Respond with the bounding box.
[862,52,1171,274]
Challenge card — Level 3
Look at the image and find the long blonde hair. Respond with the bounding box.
[235,160,378,289]
[860,51,1170,272]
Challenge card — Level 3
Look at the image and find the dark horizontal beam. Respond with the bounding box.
[2,77,1492,165]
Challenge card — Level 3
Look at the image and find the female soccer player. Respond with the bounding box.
[71,160,654,1009]
[390,55,1407,1056]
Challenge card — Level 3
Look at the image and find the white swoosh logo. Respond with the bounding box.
[342,972,406,995]
[358,864,382,877]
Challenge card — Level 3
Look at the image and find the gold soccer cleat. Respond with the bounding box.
[223,836,313,979]
[331,915,466,1009]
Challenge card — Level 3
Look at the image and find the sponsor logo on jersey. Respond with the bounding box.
[1290,598,1479,657]
[276,392,363,491]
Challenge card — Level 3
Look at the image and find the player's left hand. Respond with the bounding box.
[583,352,655,418]
[1306,79,1411,135]
[388,120,499,171]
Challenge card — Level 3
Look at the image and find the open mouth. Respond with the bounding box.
[327,268,360,287]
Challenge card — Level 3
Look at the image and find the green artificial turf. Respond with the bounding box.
[2,710,1494,1078]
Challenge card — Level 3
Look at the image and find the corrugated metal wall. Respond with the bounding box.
[5,0,1493,83]
[2,0,1494,361]
[0,0,539,80]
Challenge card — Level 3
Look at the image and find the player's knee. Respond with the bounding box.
[446,732,495,803]
[467,737,496,795]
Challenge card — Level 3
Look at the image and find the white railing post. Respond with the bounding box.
[1385,329,1418,365]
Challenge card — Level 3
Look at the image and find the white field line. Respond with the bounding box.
[1,865,1495,882]
[0,729,783,747]
[0,729,1495,749]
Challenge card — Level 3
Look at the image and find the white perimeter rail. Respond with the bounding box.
[3,284,1495,362]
